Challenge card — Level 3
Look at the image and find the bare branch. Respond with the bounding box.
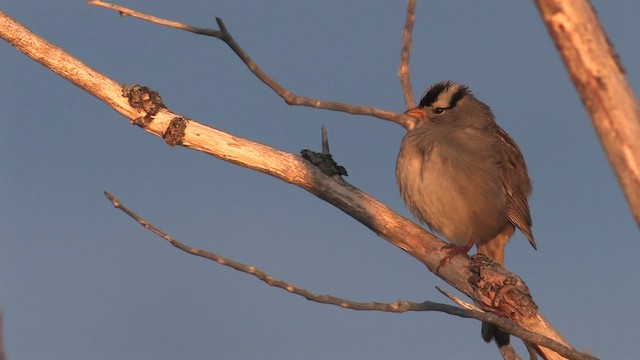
[399,0,417,109]
[534,0,640,227]
[103,191,594,360]
[88,0,411,128]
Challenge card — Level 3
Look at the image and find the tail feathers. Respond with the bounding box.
[482,322,510,347]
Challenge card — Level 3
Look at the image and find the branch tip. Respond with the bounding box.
[215,17,226,32]
[321,126,330,154]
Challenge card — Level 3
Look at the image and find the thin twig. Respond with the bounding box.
[87,0,219,36]
[399,0,417,109]
[104,190,596,360]
[88,0,411,127]
[103,191,438,312]
[436,286,482,312]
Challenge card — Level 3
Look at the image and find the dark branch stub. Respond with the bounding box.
[122,84,165,126]
[301,150,348,177]
[301,126,348,177]
[163,117,188,146]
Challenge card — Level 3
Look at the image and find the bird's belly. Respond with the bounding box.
[401,151,507,245]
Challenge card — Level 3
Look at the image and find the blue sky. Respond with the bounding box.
[2,1,639,359]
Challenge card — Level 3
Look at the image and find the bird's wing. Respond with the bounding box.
[494,124,537,249]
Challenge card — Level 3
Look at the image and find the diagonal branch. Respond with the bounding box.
[88,0,411,128]
[534,0,640,227]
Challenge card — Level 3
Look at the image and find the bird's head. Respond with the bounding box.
[404,81,493,130]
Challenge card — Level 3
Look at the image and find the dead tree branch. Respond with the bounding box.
[534,0,640,227]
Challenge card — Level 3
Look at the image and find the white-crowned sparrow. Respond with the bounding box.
[396,81,536,346]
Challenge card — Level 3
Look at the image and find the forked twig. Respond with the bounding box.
[88,0,411,128]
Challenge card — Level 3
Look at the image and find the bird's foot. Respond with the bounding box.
[436,241,474,273]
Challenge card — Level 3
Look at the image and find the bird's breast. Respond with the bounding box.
[397,139,508,245]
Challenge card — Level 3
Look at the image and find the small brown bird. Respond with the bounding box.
[396,81,536,347]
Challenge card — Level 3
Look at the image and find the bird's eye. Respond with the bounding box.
[433,107,445,114]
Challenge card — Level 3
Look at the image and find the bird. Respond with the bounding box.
[396,81,536,347]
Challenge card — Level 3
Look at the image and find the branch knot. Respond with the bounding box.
[122,84,165,126]
[163,117,188,146]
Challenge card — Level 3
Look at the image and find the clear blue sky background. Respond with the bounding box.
[2,1,639,359]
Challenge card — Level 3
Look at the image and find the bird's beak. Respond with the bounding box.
[405,106,427,121]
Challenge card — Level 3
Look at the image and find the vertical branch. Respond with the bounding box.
[0,312,5,360]
[534,0,640,227]
[398,0,417,109]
